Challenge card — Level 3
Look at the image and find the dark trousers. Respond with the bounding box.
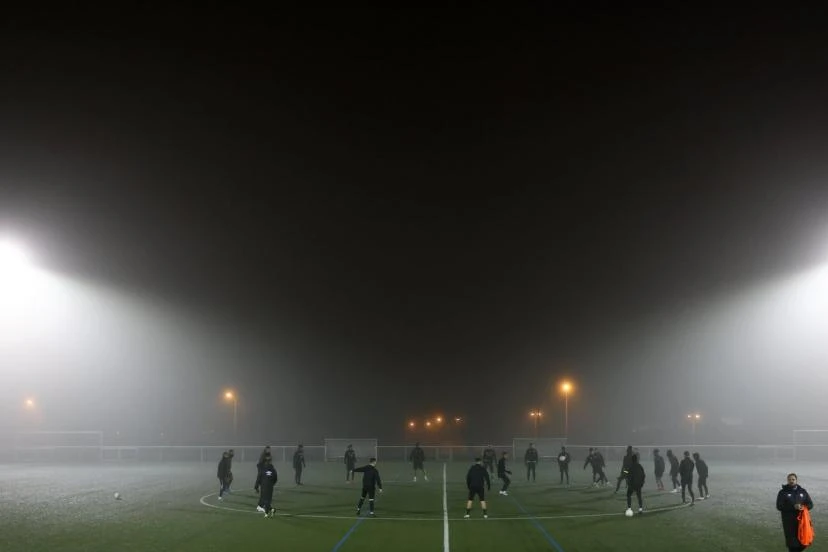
[254,465,263,491]
[500,474,511,492]
[697,476,708,496]
[526,461,536,481]
[559,464,569,484]
[626,486,643,509]
[357,486,377,513]
[681,478,695,503]
[484,461,494,474]
[258,483,275,510]
[218,477,230,498]
[670,472,680,489]
[295,466,303,484]
[615,472,627,492]
[655,472,664,490]
[346,464,355,481]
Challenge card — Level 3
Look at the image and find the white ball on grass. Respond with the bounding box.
[114,492,121,500]
[625,508,633,517]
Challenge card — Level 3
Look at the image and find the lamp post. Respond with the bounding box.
[688,413,701,445]
[224,391,238,438]
[529,409,542,439]
[561,381,572,439]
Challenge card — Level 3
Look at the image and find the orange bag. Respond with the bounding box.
[798,506,815,546]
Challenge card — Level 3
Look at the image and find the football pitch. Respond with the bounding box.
[0,460,824,551]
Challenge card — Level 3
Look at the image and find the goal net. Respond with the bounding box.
[324,438,378,462]
[512,437,567,461]
[12,431,104,462]
[793,429,828,461]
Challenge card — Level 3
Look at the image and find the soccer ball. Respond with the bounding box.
[114,492,121,500]
[625,508,633,517]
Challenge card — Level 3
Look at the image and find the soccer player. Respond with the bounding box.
[409,442,428,482]
[293,444,306,485]
[525,443,539,482]
[666,449,680,493]
[652,448,665,491]
[614,445,633,493]
[465,457,491,519]
[217,451,231,500]
[482,445,497,475]
[626,453,646,514]
[693,452,709,499]
[678,450,696,504]
[254,445,271,493]
[497,451,512,495]
[226,449,235,492]
[584,447,600,486]
[344,444,357,483]
[593,448,608,486]
[557,446,571,485]
[256,454,278,517]
[353,457,383,516]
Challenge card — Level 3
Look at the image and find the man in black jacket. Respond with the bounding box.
[497,451,512,496]
[256,454,278,518]
[693,452,709,499]
[353,458,383,516]
[465,458,491,519]
[525,443,539,482]
[344,444,357,483]
[293,444,306,485]
[410,442,428,482]
[652,448,665,491]
[679,450,696,505]
[626,453,646,514]
[557,446,571,485]
[217,451,231,500]
[482,445,497,476]
[666,449,680,493]
[254,445,271,493]
[614,445,633,493]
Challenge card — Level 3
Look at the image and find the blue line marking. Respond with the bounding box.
[330,517,365,552]
[510,495,566,552]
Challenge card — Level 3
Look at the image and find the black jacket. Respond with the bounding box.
[293,449,306,469]
[653,453,665,476]
[695,458,708,478]
[627,461,646,489]
[217,456,231,480]
[410,447,425,463]
[525,447,539,463]
[466,463,491,490]
[777,484,814,548]
[353,464,383,489]
[344,449,357,467]
[667,454,679,475]
[557,450,571,466]
[497,457,511,476]
[260,462,277,488]
[679,457,695,481]
[482,448,496,464]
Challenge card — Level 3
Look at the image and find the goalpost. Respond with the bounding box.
[13,431,104,462]
[793,429,828,461]
[512,437,567,461]
[324,438,378,462]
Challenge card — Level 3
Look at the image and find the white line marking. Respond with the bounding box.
[442,463,450,552]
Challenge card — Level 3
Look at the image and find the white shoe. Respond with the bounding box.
[218,496,223,501]
[670,489,678,493]
[705,495,710,499]
[502,491,509,496]
[638,508,643,513]
[256,506,265,513]
[464,514,470,519]
[424,476,429,482]
[697,496,704,501]
[483,514,488,519]
[413,477,417,482]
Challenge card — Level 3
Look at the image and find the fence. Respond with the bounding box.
[1,442,821,464]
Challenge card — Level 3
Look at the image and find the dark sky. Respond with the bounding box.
[2,7,828,445]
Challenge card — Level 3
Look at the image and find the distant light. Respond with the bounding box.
[23,397,35,409]
[529,410,542,417]
[408,421,416,428]
[561,381,572,394]
[454,417,462,423]
[425,421,432,427]
[224,390,235,400]
[435,416,443,423]
[688,413,701,420]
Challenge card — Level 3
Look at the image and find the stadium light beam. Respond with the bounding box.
[560,381,573,438]
[223,390,238,438]
[688,413,701,445]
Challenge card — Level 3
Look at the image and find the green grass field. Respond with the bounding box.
[0,460,824,551]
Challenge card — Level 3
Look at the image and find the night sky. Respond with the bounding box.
[1,7,827,446]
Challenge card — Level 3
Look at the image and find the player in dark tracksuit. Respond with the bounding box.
[652,448,665,491]
[525,443,539,482]
[693,452,709,499]
[257,455,278,517]
[557,446,571,485]
[465,458,491,518]
[254,445,271,493]
[293,444,306,485]
[667,449,680,492]
[679,450,696,504]
[497,452,512,495]
[584,447,606,486]
[410,443,428,482]
[353,458,383,516]
[614,445,633,493]
[344,445,357,483]
[482,446,497,475]
[217,451,231,499]
[626,453,646,514]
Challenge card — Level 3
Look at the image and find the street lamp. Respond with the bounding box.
[560,381,573,438]
[687,413,701,445]
[224,390,238,438]
[529,410,543,438]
